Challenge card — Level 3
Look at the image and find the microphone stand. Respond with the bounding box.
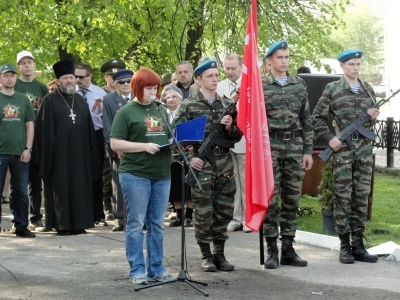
[134,101,209,297]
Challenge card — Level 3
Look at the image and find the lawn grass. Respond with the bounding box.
[298,173,400,247]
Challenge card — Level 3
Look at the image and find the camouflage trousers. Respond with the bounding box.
[332,146,373,235]
[191,152,236,244]
[263,138,305,238]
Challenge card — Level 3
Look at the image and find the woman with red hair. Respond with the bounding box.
[110,68,174,285]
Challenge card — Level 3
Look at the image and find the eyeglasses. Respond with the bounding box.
[75,74,91,79]
[115,79,131,85]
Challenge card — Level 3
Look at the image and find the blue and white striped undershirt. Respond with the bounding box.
[276,78,287,86]
[350,82,360,94]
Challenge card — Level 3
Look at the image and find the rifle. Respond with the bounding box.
[319,88,400,163]
[185,100,238,188]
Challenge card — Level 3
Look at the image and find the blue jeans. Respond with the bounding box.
[119,173,170,279]
[0,155,30,228]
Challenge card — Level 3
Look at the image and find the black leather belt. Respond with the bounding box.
[269,131,301,140]
[212,146,230,156]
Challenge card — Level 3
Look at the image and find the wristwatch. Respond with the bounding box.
[25,146,32,152]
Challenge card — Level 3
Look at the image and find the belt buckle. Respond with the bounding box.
[351,132,359,140]
[214,146,221,156]
[284,132,291,141]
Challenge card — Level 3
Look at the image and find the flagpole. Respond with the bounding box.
[252,0,265,269]
[259,226,265,268]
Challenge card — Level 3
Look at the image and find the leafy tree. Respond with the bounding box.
[0,0,348,85]
[329,3,384,84]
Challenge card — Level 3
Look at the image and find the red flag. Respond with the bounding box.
[238,0,274,232]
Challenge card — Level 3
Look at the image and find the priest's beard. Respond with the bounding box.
[59,85,76,95]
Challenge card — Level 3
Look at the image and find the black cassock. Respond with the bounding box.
[36,91,101,231]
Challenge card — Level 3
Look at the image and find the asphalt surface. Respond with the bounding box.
[0,204,399,300]
[373,148,400,168]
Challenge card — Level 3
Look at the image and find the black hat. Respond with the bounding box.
[101,58,126,74]
[53,60,75,79]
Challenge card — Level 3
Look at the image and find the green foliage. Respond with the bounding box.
[318,159,334,211]
[329,4,384,83]
[0,0,348,85]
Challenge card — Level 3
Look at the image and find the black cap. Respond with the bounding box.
[53,60,75,79]
[100,58,126,74]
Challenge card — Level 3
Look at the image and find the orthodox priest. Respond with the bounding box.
[36,60,101,235]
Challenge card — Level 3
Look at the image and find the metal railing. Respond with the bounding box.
[374,117,400,167]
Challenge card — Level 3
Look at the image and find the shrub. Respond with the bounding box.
[318,159,334,211]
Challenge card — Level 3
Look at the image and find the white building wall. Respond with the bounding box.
[381,0,400,119]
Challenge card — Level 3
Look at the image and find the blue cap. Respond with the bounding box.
[337,49,363,63]
[112,69,134,81]
[265,40,288,58]
[194,59,218,77]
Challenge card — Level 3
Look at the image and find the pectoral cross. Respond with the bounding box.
[69,109,76,123]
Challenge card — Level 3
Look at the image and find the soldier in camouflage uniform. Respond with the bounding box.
[312,49,379,264]
[173,59,242,272]
[262,41,313,269]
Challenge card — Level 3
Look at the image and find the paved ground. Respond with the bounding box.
[1,205,399,300]
[0,148,398,300]
[373,148,400,168]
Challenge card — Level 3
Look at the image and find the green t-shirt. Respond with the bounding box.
[0,91,36,155]
[110,101,171,180]
[14,78,48,114]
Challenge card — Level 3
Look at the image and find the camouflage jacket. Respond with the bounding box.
[312,77,376,143]
[172,91,243,160]
[262,72,313,155]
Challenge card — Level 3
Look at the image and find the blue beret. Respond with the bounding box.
[265,40,288,58]
[194,59,218,77]
[337,49,363,62]
[112,69,134,81]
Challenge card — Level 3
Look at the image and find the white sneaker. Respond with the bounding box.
[227,223,242,232]
[130,275,148,285]
[148,273,175,282]
[242,225,252,233]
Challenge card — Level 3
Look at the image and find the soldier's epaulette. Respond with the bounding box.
[326,79,341,90]
[291,75,304,83]
[362,81,374,91]
[293,75,307,88]
[322,80,342,98]
[295,75,303,81]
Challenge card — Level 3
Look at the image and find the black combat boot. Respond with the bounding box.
[198,242,217,272]
[338,233,355,264]
[213,240,235,271]
[351,233,378,263]
[280,235,308,267]
[265,237,279,269]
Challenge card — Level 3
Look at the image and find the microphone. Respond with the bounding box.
[151,96,166,107]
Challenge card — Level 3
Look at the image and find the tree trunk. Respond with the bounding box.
[184,0,205,66]
[58,45,78,62]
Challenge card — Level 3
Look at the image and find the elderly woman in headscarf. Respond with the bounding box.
[161,85,195,227]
